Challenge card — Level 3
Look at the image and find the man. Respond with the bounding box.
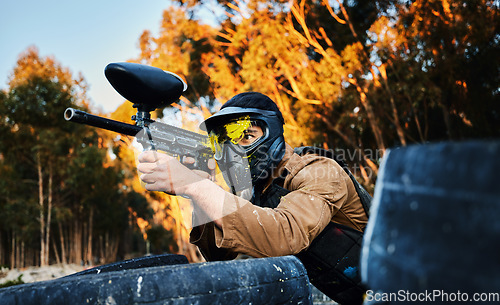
[138,92,369,304]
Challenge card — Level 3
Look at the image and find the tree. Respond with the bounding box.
[395,0,500,139]
[139,0,498,189]
[0,46,85,266]
[0,46,155,267]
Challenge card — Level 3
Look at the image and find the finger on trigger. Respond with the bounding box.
[182,156,196,164]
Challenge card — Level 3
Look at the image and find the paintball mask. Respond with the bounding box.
[202,106,286,194]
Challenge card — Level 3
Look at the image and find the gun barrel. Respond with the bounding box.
[64,108,141,137]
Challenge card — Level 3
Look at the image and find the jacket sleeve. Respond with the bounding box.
[190,223,238,261]
[190,156,350,259]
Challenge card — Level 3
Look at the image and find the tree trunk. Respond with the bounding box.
[82,221,87,265]
[351,80,387,152]
[44,164,53,266]
[10,232,15,269]
[73,221,82,265]
[52,238,61,265]
[15,237,20,269]
[0,227,3,266]
[87,206,94,266]
[103,232,120,263]
[111,236,120,262]
[58,222,67,264]
[104,233,109,263]
[21,241,25,269]
[317,113,380,180]
[441,103,454,140]
[99,235,105,264]
[37,153,46,267]
[378,64,407,146]
[68,222,73,263]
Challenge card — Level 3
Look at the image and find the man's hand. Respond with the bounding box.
[138,151,229,226]
[137,151,213,195]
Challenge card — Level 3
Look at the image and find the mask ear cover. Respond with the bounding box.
[246,117,285,186]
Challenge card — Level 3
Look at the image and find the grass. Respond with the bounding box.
[0,274,24,288]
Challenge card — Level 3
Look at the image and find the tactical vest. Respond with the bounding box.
[252,146,371,305]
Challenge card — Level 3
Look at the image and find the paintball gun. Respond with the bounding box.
[64,62,213,172]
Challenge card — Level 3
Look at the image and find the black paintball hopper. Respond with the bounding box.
[105,62,187,112]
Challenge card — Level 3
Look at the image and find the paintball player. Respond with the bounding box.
[137,92,370,304]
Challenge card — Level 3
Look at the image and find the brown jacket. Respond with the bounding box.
[190,144,368,261]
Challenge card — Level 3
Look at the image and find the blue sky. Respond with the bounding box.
[1,0,172,113]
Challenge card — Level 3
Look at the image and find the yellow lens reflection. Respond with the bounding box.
[225,116,252,145]
[209,131,223,158]
[208,116,253,158]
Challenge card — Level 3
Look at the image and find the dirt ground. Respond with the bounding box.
[0,264,85,285]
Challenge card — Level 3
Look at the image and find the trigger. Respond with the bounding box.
[181,155,197,169]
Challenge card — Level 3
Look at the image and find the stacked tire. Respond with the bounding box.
[0,255,313,305]
[362,141,500,304]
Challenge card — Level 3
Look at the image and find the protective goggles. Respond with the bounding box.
[208,116,268,160]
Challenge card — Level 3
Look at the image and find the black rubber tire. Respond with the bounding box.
[64,253,188,278]
[361,141,500,304]
[0,256,312,305]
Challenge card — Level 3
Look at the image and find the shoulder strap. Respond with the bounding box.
[293,146,372,216]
